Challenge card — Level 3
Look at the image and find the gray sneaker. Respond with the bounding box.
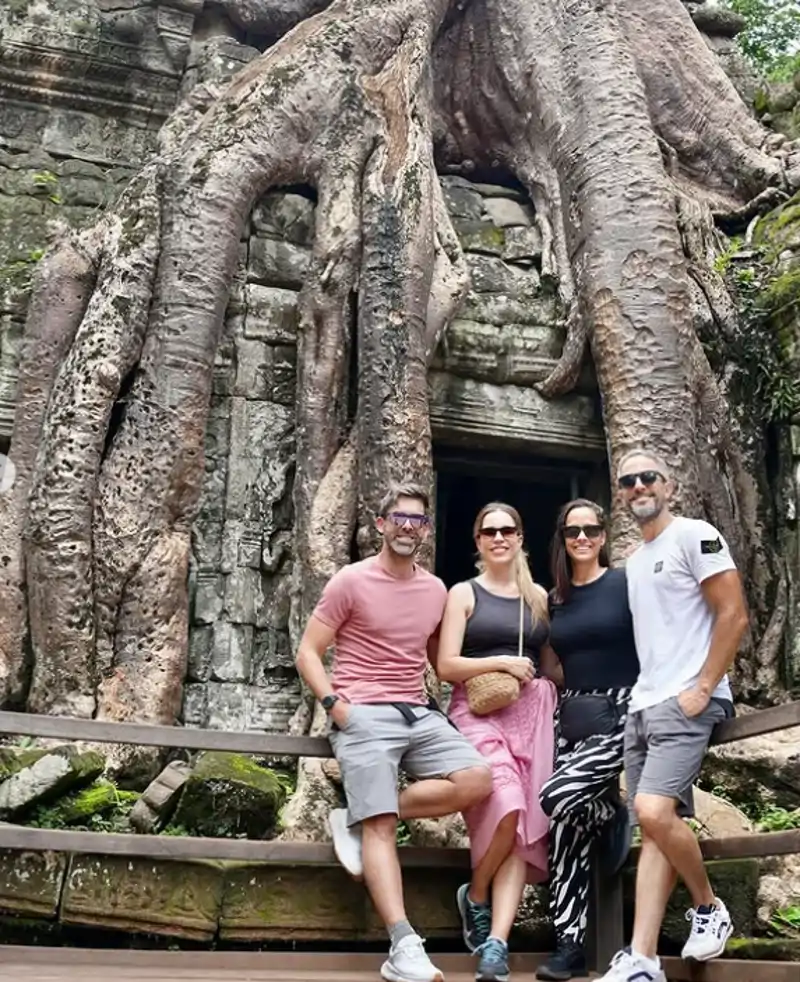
[476,937,510,982]
[456,883,492,952]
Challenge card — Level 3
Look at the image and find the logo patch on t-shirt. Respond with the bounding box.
[653,561,663,573]
[701,538,723,554]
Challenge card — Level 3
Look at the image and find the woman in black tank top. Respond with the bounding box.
[535,499,640,982]
[437,502,561,982]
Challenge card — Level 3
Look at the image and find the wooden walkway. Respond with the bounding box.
[1,947,797,982]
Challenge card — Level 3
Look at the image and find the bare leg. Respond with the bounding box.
[630,831,678,959]
[469,810,519,904]
[488,851,527,942]
[635,793,714,908]
[362,813,407,926]
[399,766,492,820]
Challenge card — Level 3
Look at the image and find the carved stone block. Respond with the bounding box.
[243,285,299,343]
[248,235,310,290]
[251,192,315,245]
[429,373,605,457]
[210,620,254,682]
[61,854,224,940]
[219,865,369,941]
[0,848,67,918]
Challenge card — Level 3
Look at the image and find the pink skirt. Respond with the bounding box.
[449,676,557,883]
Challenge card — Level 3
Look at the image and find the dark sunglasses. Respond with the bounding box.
[386,511,430,529]
[618,470,665,490]
[563,524,604,540]
[478,526,519,539]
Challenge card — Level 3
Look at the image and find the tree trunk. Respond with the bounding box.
[0,0,795,754]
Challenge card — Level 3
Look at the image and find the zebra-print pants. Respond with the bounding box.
[539,686,631,947]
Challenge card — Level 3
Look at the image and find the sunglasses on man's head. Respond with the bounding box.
[617,470,665,490]
[478,526,518,539]
[563,524,604,540]
[386,511,430,529]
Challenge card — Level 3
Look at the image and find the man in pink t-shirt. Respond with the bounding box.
[296,482,491,982]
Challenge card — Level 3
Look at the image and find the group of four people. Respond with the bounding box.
[295,448,749,982]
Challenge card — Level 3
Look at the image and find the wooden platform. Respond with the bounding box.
[0,947,797,982]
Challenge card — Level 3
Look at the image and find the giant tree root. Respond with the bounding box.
[0,0,796,757]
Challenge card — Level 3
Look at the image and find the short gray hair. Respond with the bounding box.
[378,482,430,517]
[616,448,671,479]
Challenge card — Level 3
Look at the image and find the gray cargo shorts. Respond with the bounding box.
[328,703,488,826]
[624,694,729,819]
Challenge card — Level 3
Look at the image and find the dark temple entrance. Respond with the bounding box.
[434,447,605,590]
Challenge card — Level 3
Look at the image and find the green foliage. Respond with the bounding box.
[0,247,45,293]
[756,804,800,831]
[725,0,800,81]
[26,782,140,833]
[706,238,800,422]
[768,905,800,938]
[30,171,62,205]
[396,820,412,845]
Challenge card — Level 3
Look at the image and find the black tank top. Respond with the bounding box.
[462,580,548,666]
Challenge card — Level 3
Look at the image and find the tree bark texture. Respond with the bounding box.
[0,0,797,747]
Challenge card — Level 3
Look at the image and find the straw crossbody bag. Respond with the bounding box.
[464,596,525,716]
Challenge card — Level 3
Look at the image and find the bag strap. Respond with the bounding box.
[518,596,524,658]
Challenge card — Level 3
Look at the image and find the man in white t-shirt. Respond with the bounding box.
[597,450,749,982]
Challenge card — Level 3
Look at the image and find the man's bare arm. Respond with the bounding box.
[697,569,749,694]
[295,614,338,700]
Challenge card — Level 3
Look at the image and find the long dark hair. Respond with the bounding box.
[549,498,610,605]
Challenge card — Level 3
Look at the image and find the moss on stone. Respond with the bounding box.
[170,752,287,840]
[726,937,800,961]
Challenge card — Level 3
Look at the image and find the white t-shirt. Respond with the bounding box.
[626,516,736,712]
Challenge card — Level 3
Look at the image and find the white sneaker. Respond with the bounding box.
[681,897,733,961]
[597,948,666,982]
[381,934,444,982]
[328,808,363,878]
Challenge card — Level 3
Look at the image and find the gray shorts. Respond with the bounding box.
[624,695,728,819]
[329,703,488,826]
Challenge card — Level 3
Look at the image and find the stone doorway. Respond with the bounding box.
[434,448,605,589]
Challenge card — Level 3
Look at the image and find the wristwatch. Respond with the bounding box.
[321,694,340,713]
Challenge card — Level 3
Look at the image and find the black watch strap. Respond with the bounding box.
[321,694,340,712]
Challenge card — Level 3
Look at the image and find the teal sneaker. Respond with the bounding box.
[475,937,510,982]
[456,883,491,952]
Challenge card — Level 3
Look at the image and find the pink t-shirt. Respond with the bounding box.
[313,557,447,705]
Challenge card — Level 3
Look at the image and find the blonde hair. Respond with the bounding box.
[472,502,549,625]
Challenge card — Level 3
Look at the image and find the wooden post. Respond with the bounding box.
[587,855,625,974]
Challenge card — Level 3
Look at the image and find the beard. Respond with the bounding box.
[628,495,665,523]
[386,535,420,556]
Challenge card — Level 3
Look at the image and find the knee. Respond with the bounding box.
[540,782,559,818]
[361,813,398,843]
[634,793,676,837]
[453,765,493,808]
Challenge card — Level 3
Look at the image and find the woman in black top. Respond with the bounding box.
[535,499,640,982]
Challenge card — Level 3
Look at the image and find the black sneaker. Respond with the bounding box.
[599,801,631,877]
[535,941,586,981]
[456,883,491,952]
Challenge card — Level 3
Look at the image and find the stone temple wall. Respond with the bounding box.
[3,1,770,731]
[0,3,611,733]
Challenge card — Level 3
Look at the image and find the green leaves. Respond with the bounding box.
[725,0,800,81]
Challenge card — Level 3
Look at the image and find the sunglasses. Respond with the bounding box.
[479,526,519,539]
[563,524,604,540]
[386,511,430,530]
[617,470,665,490]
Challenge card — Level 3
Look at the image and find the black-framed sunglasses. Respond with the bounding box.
[618,470,665,490]
[563,524,604,540]
[386,511,430,530]
[478,525,519,539]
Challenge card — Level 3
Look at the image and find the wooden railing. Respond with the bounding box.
[0,701,798,979]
